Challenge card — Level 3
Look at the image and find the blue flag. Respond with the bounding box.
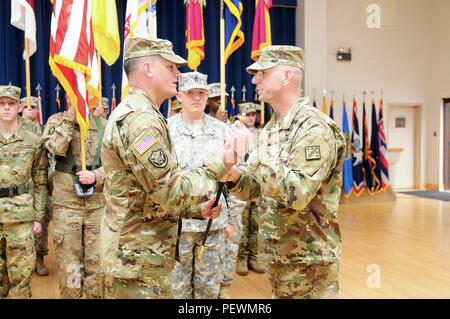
[224,0,244,63]
[351,97,364,196]
[342,101,354,197]
[362,100,374,192]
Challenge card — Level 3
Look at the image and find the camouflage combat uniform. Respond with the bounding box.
[42,111,105,299]
[238,126,262,263]
[0,115,48,298]
[168,112,237,299]
[229,97,346,298]
[101,87,225,299]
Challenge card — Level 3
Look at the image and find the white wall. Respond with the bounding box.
[298,0,449,189]
[427,0,450,189]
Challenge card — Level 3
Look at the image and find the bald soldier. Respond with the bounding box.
[222,46,346,299]
[0,85,48,298]
[100,36,249,299]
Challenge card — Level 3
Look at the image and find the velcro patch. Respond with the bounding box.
[305,145,321,161]
[149,149,168,168]
[132,130,157,156]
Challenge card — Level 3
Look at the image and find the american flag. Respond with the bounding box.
[135,134,155,154]
[49,0,99,141]
[378,98,389,189]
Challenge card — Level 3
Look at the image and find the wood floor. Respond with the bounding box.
[30,193,450,298]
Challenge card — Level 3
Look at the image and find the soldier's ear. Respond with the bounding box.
[282,69,293,86]
[143,62,153,78]
[176,93,182,103]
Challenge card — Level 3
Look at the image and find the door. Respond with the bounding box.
[444,99,450,190]
[387,106,416,189]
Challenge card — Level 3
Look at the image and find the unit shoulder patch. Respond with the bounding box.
[305,145,321,161]
[149,149,168,168]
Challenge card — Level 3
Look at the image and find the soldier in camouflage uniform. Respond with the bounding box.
[168,99,182,118]
[20,96,51,276]
[42,100,106,298]
[0,85,48,298]
[222,46,346,299]
[207,83,229,124]
[100,37,247,299]
[93,97,110,120]
[20,96,42,134]
[169,72,238,299]
[235,103,265,276]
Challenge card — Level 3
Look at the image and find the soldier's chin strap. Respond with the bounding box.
[197,182,225,263]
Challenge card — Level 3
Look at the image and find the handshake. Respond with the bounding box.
[220,121,253,183]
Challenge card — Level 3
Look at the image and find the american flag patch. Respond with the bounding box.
[133,131,157,155]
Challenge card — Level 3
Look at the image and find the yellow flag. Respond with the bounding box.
[92,0,120,66]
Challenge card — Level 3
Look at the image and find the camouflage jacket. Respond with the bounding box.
[168,113,237,232]
[230,97,346,265]
[101,87,225,279]
[0,117,48,223]
[42,111,106,210]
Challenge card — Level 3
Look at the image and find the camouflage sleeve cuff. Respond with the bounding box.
[35,211,45,223]
[203,157,226,180]
[181,204,202,219]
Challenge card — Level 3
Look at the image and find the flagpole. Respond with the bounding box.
[24,38,31,110]
[220,0,226,112]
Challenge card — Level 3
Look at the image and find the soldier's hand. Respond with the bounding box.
[224,224,235,239]
[226,121,253,157]
[220,165,242,184]
[216,109,228,123]
[33,221,42,235]
[76,170,96,185]
[200,195,222,219]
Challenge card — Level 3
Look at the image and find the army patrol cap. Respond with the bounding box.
[101,97,109,109]
[207,83,229,98]
[0,85,21,101]
[171,99,182,111]
[239,102,258,115]
[179,72,208,92]
[20,96,39,107]
[246,45,305,75]
[124,36,187,67]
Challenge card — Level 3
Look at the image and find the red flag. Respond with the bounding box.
[251,0,272,61]
[49,0,100,141]
[111,96,117,111]
[186,0,205,70]
[11,0,37,59]
[378,98,390,189]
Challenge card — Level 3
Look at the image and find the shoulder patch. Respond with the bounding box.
[149,149,168,168]
[305,145,321,161]
[132,130,157,155]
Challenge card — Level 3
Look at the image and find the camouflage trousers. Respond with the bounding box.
[238,200,260,259]
[171,229,224,299]
[0,222,35,298]
[52,204,103,299]
[34,196,53,257]
[104,275,172,299]
[222,216,242,285]
[267,262,340,299]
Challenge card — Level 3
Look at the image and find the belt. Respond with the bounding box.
[0,183,31,198]
[55,162,100,175]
